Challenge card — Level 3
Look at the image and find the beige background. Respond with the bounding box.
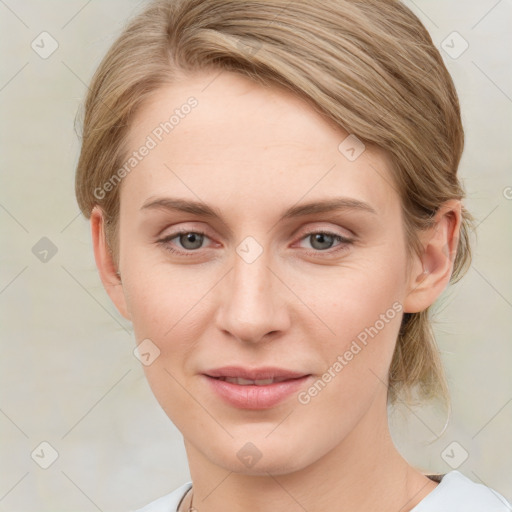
[1,0,511,510]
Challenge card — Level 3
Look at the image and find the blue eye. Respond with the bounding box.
[158,230,209,256]
[174,232,205,250]
[299,231,353,254]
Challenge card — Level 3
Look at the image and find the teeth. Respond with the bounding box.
[222,377,285,385]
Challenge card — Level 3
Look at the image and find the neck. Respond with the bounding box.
[181,396,437,512]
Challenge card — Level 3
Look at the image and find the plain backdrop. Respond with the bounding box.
[1,0,511,510]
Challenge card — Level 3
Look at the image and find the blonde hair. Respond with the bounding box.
[75,0,473,407]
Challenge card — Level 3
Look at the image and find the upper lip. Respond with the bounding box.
[204,366,310,381]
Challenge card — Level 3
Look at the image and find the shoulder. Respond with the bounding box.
[412,471,511,512]
[132,482,192,512]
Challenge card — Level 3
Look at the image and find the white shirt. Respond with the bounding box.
[133,470,512,511]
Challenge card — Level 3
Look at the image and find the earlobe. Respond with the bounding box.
[90,206,131,321]
[403,200,462,314]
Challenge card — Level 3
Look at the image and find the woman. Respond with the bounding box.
[74,0,511,510]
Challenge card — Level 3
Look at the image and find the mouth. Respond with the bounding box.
[202,367,313,409]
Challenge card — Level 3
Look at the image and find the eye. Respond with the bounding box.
[157,228,354,257]
[297,230,353,254]
[157,229,210,255]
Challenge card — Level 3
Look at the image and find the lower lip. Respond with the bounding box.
[203,375,312,409]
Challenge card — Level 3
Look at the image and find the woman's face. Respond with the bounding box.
[111,70,420,474]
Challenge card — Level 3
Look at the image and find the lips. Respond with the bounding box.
[203,366,312,409]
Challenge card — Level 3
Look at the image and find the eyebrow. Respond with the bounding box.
[141,196,377,223]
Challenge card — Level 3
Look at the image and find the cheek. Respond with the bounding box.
[295,296,403,443]
[291,254,406,396]
[305,299,402,404]
[121,267,210,430]
[121,261,218,370]
[290,250,406,341]
[119,240,200,331]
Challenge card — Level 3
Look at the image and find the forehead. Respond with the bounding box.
[121,70,399,221]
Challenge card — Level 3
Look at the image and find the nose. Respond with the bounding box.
[214,249,291,344]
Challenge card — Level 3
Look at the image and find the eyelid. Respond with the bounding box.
[157,218,354,240]
[294,221,355,240]
[298,229,352,243]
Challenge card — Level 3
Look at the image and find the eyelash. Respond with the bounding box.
[157,228,353,257]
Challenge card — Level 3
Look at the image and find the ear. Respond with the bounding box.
[403,199,462,313]
[90,206,131,321]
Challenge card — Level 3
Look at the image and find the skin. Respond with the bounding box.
[92,70,461,512]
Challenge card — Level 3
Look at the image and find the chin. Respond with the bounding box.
[206,437,312,476]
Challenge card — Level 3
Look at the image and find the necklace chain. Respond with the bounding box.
[189,488,195,511]
[181,487,195,512]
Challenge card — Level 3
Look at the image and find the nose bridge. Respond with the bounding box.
[216,242,288,342]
